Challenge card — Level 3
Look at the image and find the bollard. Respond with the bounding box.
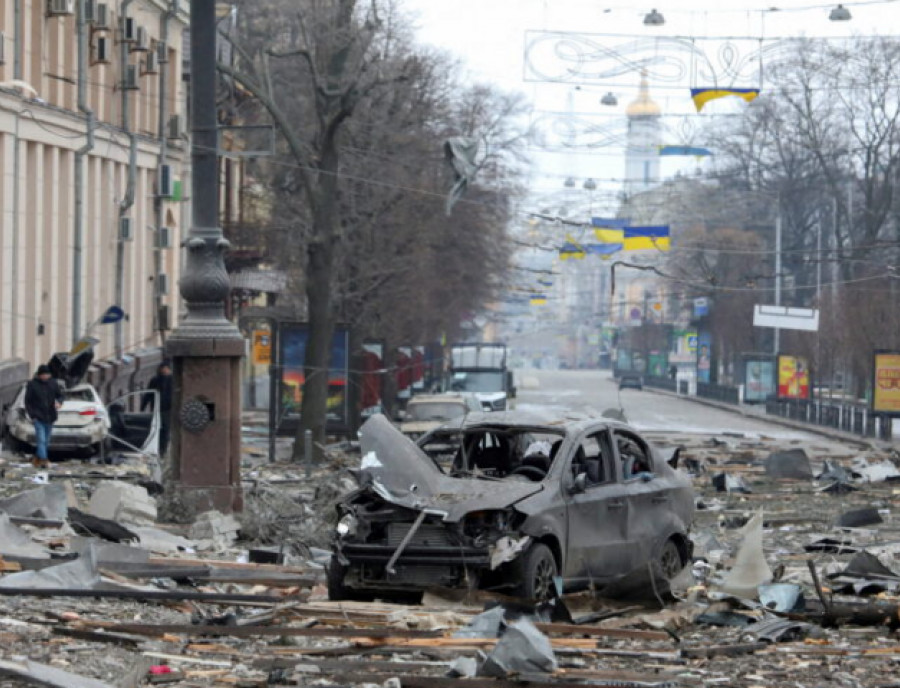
[304,429,313,479]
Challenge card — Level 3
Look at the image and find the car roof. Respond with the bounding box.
[433,410,632,435]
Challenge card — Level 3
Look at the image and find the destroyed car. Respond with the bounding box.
[329,412,694,601]
[398,393,482,440]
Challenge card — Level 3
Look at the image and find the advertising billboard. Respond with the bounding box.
[360,342,384,419]
[873,351,900,415]
[697,332,712,384]
[743,356,776,403]
[777,355,810,400]
[278,324,350,430]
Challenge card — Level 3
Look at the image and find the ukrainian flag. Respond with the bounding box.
[690,88,760,112]
[591,217,629,244]
[659,145,713,157]
[530,296,548,306]
[559,234,587,260]
[585,243,622,257]
[623,226,671,251]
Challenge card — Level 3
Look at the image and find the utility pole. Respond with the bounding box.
[165,0,244,513]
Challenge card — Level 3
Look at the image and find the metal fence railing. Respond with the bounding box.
[765,398,893,439]
[697,382,741,406]
[643,376,677,393]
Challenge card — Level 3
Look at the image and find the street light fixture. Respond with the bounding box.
[583,178,597,191]
[601,92,618,106]
[564,177,576,188]
[643,9,665,26]
[829,4,851,20]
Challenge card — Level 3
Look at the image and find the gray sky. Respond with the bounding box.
[403,0,900,212]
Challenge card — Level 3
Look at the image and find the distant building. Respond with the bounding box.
[624,71,661,197]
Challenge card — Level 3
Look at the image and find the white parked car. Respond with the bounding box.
[2,347,160,462]
[3,382,109,457]
[398,393,482,440]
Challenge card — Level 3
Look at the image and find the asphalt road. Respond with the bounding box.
[514,368,819,440]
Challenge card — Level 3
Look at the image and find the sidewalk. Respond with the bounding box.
[646,384,888,450]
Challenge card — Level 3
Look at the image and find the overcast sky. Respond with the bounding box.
[402,0,900,213]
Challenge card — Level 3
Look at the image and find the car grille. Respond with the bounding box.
[386,522,457,548]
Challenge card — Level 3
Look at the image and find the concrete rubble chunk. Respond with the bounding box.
[0,512,48,560]
[479,618,558,677]
[134,526,196,555]
[88,481,157,527]
[0,483,68,521]
[189,510,241,549]
[764,449,813,480]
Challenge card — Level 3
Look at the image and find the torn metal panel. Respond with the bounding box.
[490,535,532,570]
[357,415,543,521]
[765,449,813,480]
[715,511,772,599]
[0,657,115,688]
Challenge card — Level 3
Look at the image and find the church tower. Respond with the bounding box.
[624,71,661,196]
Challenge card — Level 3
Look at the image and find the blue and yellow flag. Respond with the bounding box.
[585,243,622,257]
[537,278,554,287]
[530,296,548,306]
[623,226,670,251]
[591,217,629,243]
[690,88,759,112]
[659,145,713,157]
[559,234,587,260]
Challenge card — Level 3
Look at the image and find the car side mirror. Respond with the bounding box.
[569,473,587,494]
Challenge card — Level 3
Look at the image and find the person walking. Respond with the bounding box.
[142,361,173,455]
[24,364,64,468]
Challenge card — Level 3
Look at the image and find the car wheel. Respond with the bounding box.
[512,543,558,601]
[656,538,684,580]
[326,557,374,602]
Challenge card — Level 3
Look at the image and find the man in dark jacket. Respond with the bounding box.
[142,361,173,455]
[24,364,64,468]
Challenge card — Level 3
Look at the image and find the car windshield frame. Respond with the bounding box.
[420,424,567,478]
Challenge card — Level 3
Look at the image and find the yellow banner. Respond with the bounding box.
[594,228,625,244]
[252,331,272,366]
[874,353,900,413]
[623,236,671,251]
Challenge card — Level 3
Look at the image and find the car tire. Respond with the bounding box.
[511,543,558,601]
[326,557,374,602]
[655,537,685,581]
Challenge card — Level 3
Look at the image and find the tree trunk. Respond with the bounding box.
[295,235,336,461]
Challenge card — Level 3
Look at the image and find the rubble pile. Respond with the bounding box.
[1,425,900,687]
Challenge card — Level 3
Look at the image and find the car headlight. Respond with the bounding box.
[336,514,358,538]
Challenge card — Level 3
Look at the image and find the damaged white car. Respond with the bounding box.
[329,412,695,602]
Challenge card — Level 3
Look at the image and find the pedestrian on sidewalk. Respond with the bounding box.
[24,364,64,468]
[142,361,173,455]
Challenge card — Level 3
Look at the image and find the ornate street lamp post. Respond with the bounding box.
[165,0,244,513]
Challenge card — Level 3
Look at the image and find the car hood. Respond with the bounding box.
[358,414,542,522]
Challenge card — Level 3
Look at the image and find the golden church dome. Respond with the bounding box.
[626,72,661,118]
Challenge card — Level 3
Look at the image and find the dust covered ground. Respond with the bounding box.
[1,409,900,687]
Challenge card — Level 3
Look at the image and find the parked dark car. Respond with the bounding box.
[618,374,643,391]
[329,412,694,601]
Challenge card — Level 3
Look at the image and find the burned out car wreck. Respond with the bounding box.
[329,412,695,601]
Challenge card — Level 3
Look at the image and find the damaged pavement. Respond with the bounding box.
[2,411,900,687]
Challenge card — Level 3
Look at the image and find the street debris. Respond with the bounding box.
[0,413,900,687]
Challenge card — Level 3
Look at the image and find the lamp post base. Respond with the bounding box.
[166,338,244,514]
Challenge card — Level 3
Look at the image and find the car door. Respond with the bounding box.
[563,428,629,586]
[610,428,663,573]
[106,390,160,458]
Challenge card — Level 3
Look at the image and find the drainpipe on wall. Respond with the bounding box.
[74,0,96,346]
[13,0,21,79]
[115,0,137,359]
[153,1,175,346]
